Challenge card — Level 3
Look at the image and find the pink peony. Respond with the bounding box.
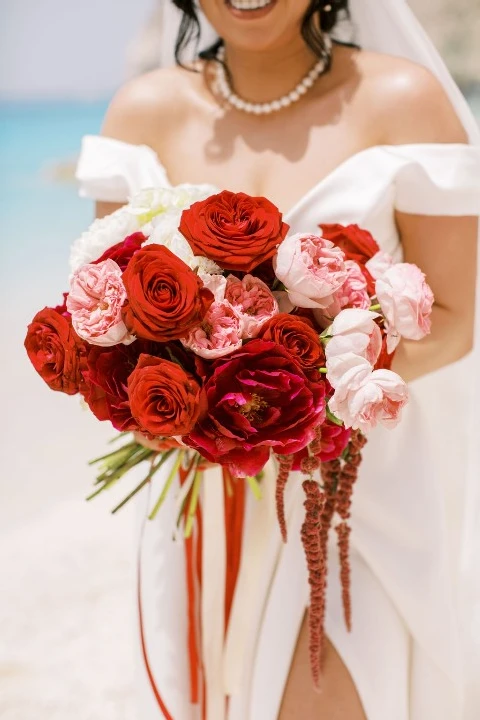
[67,259,134,346]
[225,274,279,338]
[365,250,394,280]
[274,233,347,309]
[328,356,409,434]
[181,300,244,359]
[325,309,382,388]
[375,263,434,352]
[336,260,371,310]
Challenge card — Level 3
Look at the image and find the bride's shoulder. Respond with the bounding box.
[99,65,202,147]
[343,47,468,144]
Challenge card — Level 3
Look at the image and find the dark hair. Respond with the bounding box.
[171,1,351,67]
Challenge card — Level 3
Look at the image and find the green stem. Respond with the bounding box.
[88,442,138,466]
[110,477,151,514]
[107,432,131,445]
[369,303,381,312]
[246,474,263,501]
[96,447,153,485]
[148,451,183,520]
[184,470,202,539]
[110,453,169,514]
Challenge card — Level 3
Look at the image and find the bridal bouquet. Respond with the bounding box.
[24,184,433,683]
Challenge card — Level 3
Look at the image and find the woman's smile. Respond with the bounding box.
[225,0,278,20]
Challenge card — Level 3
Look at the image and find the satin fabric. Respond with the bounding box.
[77,137,480,719]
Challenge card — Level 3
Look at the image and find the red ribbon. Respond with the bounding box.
[138,463,246,718]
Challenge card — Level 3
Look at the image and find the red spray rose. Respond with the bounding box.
[320,224,380,294]
[80,341,163,430]
[257,314,325,373]
[179,190,289,273]
[92,231,147,271]
[128,354,205,437]
[186,339,326,478]
[374,334,395,371]
[24,306,86,395]
[122,244,214,342]
[291,421,352,469]
[53,292,70,317]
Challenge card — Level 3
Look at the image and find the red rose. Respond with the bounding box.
[93,232,146,271]
[291,421,352,468]
[179,191,289,273]
[81,341,162,430]
[186,340,326,478]
[321,223,379,294]
[128,354,205,437]
[122,245,214,342]
[257,314,325,374]
[24,306,86,394]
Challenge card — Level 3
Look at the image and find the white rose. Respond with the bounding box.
[145,210,194,263]
[144,211,222,275]
[128,183,218,224]
[69,206,139,273]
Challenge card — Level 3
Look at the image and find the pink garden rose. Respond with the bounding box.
[181,300,244,359]
[225,274,279,338]
[325,308,382,388]
[365,250,394,280]
[336,260,371,310]
[328,356,408,434]
[274,233,347,309]
[375,263,434,352]
[67,259,134,346]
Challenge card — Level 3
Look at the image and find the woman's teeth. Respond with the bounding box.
[228,0,273,10]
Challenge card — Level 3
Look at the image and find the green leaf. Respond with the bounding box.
[184,469,202,539]
[148,451,183,520]
[326,406,343,427]
[246,475,263,501]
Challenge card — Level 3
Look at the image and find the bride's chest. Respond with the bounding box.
[160,115,364,209]
[156,120,402,258]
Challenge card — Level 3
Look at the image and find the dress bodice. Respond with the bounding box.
[76,134,480,265]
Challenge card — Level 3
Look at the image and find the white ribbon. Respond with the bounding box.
[223,462,278,696]
[201,465,227,720]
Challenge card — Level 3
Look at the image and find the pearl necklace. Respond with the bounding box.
[213,38,332,115]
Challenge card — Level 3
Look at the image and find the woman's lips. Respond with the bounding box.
[225,0,278,21]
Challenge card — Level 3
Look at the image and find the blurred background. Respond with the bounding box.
[0,1,479,718]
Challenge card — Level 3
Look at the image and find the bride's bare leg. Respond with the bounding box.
[278,612,367,720]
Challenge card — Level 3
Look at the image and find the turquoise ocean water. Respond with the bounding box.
[0,101,107,311]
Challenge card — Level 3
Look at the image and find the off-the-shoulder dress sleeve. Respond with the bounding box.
[385,143,480,215]
[75,135,171,203]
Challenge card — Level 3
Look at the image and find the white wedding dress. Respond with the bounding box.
[76,134,480,720]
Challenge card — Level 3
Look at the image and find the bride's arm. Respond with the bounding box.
[393,212,478,382]
[377,62,478,382]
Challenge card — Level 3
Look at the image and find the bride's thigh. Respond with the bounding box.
[278,612,367,720]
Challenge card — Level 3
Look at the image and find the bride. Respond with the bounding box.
[76,1,480,718]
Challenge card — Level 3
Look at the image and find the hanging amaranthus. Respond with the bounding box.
[300,478,327,688]
[334,430,367,630]
[275,454,294,542]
